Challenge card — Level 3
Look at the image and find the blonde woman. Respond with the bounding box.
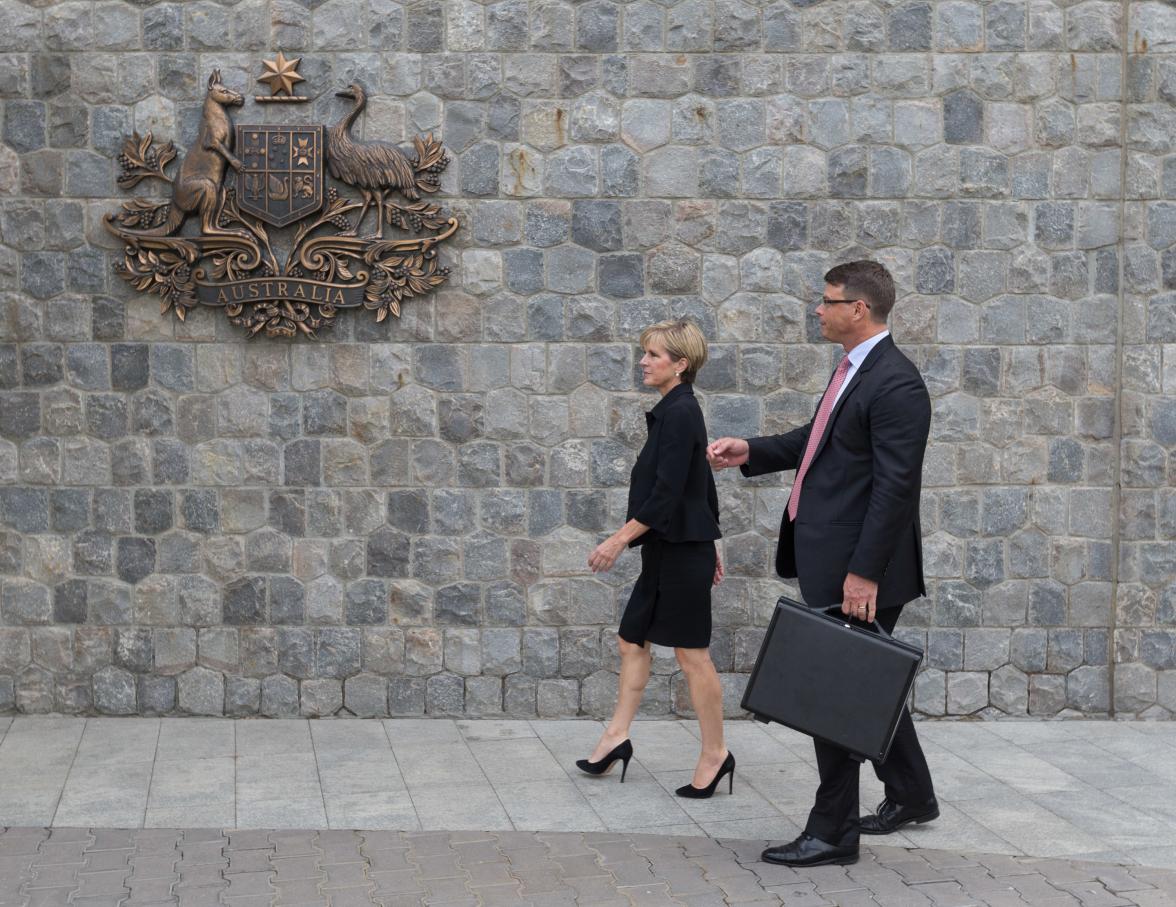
[576,320,732,798]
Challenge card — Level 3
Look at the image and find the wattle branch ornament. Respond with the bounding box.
[103,62,458,338]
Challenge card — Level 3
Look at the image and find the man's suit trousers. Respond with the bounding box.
[803,607,936,847]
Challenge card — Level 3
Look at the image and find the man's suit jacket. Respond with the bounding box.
[740,335,930,611]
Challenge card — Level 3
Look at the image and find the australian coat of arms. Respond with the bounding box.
[104,60,458,338]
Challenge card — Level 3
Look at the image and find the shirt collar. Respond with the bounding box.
[648,382,693,421]
[846,330,889,369]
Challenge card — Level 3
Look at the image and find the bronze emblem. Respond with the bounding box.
[256,51,308,103]
[237,125,324,227]
[104,67,458,338]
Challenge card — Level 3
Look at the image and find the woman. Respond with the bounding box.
[576,319,733,798]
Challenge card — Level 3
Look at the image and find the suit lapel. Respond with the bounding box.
[807,335,893,466]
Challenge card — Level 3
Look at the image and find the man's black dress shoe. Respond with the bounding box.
[761,833,859,867]
[859,798,939,835]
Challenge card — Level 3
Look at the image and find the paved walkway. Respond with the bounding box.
[2,716,1176,904]
[3,826,1175,907]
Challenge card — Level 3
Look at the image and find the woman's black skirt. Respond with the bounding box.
[618,539,716,649]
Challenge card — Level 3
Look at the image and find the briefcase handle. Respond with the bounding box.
[820,604,892,638]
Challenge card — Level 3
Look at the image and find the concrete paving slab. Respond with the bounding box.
[469,737,569,785]
[953,744,1089,795]
[651,771,783,824]
[699,815,805,841]
[235,720,313,756]
[1131,847,1176,870]
[1025,739,1172,790]
[1108,785,1176,824]
[383,718,464,746]
[494,780,606,832]
[54,761,152,827]
[620,722,710,774]
[572,769,695,831]
[323,791,419,831]
[880,801,1021,856]
[0,784,66,827]
[527,720,603,768]
[626,823,705,837]
[0,718,82,773]
[234,797,328,829]
[235,754,320,804]
[389,741,486,788]
[309,719,392,757]
[316,755,408,797]
[144,803,236,828]
[953,795,1112,858]
[1032,790,1176,854]
[410,783,512,831]
[72,718,159,767]
[147,757,235,811]
[916,743,1016,801]
[155,718,235,762]
[681,719,804,766]
[728,761,820,815]
[456,720,537,742]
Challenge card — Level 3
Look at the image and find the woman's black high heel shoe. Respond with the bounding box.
[675,751,735,799]
[576,739,634,782]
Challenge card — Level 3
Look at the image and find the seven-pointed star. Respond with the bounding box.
[258,52,304,96]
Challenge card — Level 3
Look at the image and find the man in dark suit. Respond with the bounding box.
[707,260,937,867]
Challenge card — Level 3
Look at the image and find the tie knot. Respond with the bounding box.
[836,357,850,375]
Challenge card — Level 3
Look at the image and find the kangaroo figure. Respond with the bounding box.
[152,70,247,237]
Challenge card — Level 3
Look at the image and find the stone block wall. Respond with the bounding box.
[0,0,1173,718]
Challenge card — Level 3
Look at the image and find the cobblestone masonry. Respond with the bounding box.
[1,827,1175,907]
[1,1,1175,718]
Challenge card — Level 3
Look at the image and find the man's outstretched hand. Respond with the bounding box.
[706,437,749,470]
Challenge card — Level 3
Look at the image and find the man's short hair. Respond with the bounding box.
[824,260,895,322]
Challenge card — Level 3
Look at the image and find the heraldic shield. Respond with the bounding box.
[236,124,324,227]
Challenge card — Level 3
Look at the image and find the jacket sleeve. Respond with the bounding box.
[847,370,931,582]
[633,405,695,533]
[740,426,811,478]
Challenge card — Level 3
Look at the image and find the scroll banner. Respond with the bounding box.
[196,277,365,308]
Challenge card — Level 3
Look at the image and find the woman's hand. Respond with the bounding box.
[713,543,725,586]
[588,534,626,573]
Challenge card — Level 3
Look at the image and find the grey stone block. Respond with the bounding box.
[177,666,224,716]
[426,671,465,715]
[318,627,362,679]
[946,671,988,714]
[944,90,983,144]
[140,674,177,715]
[301,678,342,717]
[537,677,580,716]
[464,675,503,715]
[261,673,299,717]
[225,676,260,717]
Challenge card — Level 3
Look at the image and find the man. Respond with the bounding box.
[707,260,937,867]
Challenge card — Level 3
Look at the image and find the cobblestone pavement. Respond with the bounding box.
[2,826,1175,907]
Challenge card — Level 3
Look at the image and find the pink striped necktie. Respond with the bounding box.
[787,357,852,522]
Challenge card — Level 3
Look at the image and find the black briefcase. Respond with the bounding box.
[741,596,923,763]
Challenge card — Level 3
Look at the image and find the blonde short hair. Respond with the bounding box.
[639,319,708,384]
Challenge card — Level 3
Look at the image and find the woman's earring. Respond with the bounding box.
[675,371,681,377]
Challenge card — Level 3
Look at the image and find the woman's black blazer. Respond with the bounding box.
[626,383,721,546]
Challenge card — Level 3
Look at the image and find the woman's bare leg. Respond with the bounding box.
[676,646,728,787]
[589,637,652,761]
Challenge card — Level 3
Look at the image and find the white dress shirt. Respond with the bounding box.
[832,330,889,409]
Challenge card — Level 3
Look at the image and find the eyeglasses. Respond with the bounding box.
[818,297,869,308]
